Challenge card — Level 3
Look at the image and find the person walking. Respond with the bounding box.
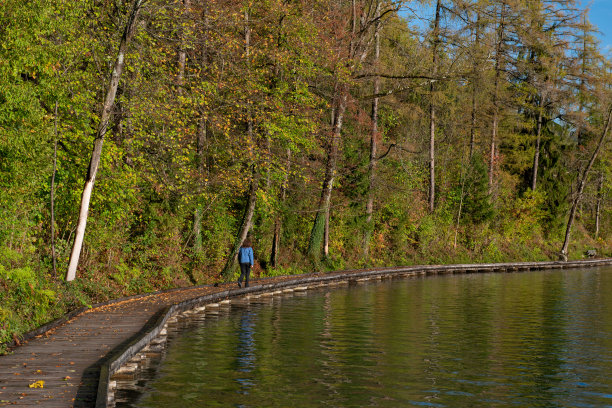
[238,238,254,288]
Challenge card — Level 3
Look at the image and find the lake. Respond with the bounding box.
[114,266,612,407]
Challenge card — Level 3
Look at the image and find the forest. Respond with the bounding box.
[1,0,611,349]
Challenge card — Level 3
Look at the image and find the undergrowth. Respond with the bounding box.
[1,226,610,355]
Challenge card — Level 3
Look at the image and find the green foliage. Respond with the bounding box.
[502,190,548,244]
[462,153,495,225]
[110,262,148,292]
[0,262,56,350]
[307,210,326,269]
[261,265,303,278]
[537,125,573,236]
[416,216,437,253]
[1,0,611,350]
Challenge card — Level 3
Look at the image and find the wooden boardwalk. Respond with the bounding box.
[0,283,241,407]
[1,260,611,407]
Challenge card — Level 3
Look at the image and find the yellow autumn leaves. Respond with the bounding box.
[28,380,44,388]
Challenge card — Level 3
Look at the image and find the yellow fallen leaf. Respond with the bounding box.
[28,380,44,388]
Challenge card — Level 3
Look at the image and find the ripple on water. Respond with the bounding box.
[112,267,612,408]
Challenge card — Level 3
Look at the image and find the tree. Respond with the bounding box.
[515,0,581,191]
[462,152,495,224]
[220,3,264,278]
[428,0,442,213]
[363,0,382,258]
[560,105,612,260]
[487,0,508,194]
[307,0,401,266]
[65,0,146,281]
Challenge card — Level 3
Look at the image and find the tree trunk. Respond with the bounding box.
[307,86,348,265]
[221,173,258,277]
[489,108,498,192]
[221,118,256,277]
[221,6,256,278]
[428,0,441,213]
[489,4,504,194]
[531,99,544,191]
[270,221,280,268]
[193,114,208,253]
[454,147,470,249]
[429,94,436,213]
[270,218,281,268]
[595,172,603,238]
[177,0,190,90]
[324,207,330,257]
[51,101,58,277]
[576,13,587,145]
[270,149,291,268]
[469,83,478,161]
[65,0,144,282]
[363,1,381,258]
[560,106,612,260]
[193,2,212,254]
[193,207,203,252]
[454,173,466,249]
[469,13,481,161]
[308,0,381,265]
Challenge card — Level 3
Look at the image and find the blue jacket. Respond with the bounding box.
[238,246,254,266]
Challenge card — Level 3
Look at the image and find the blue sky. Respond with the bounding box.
[582,0,612,54]
[403,1,612,57]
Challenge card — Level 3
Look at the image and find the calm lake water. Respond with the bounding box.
[116,267,612,407]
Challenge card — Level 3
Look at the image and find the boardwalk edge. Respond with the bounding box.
[89,259,612,407]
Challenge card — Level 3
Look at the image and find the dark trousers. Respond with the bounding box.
[239,263,251,287]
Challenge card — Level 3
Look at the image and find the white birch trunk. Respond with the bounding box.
[65,0,145,281]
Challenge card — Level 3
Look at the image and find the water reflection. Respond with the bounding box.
[234,312,256,395]
[115,267,612,408]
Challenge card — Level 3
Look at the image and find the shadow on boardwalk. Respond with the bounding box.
[73,310,167,407]
[0,282,239,407]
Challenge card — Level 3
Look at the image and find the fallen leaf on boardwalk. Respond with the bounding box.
[35,370,42,374]
[28,380,44,388]
[63,376,71,380]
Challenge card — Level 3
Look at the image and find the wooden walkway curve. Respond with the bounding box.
[1,260,612,407]
[0,282,247,407]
